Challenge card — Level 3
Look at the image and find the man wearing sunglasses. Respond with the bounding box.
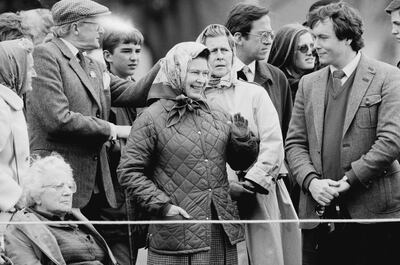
[286,2,400,265]
[226,3,292,141]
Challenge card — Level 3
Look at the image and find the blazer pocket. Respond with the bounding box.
[355,94,381,129]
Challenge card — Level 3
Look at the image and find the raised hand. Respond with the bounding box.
[230,113,250,138]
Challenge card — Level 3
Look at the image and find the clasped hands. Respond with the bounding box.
[309,176,350,206]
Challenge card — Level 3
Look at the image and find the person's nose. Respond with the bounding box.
[392,25,399,36]
[130,52,139,61]
[197,73,208,85]
[216,49,224,59]
[98,25,105,35]
[314,38,321,50]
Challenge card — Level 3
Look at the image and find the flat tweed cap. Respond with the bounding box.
[52,0,110,26]
[385,0,400,14]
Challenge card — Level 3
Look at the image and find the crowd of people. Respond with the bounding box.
[1,0,400,265]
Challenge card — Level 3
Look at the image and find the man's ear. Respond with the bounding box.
[345,38,352,46]
[103,50,113,64]
[233,32,243,46]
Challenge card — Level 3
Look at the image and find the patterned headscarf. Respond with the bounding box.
[0,38,33,96]
[149,42,211,127]
[196,24,238,89]
[152,41,210,95]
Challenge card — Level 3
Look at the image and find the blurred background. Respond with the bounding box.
[1,0,398,76]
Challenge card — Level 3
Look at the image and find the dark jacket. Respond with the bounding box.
[4,208,117,265]
[254,61,292,140]
[118,98,258,255]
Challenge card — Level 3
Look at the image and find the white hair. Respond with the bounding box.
[22,153,74,207]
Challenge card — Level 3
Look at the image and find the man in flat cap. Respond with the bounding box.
[26,0,160,223]
[385,0,400,67]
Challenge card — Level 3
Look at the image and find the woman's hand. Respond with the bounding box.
[230,113,249,138]
[166,205,191,219]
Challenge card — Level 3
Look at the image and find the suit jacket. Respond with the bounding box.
[285,54,400,229]
[254,61,293,139]
[5,208,117,265]
[26,38,160,208]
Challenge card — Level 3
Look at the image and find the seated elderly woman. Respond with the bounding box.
[118,42,258,265]
[4,154,117,265]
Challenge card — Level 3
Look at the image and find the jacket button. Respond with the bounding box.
[208,188,212,192]
[204,159,208,162]
[198,131,201,135]
[93,155,98,161]
[96,111,100,118]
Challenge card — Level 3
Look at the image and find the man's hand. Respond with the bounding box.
[165,205,191,219]
[230,113,249,138]
[335,176,351,193]
[309,179,340,206]
[115,125,131,139]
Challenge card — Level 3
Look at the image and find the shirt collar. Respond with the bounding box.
[60,38,80,57]
[233,57,256,74]
[330,51,361,77]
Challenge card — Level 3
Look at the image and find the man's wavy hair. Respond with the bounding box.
[307,2,364,52]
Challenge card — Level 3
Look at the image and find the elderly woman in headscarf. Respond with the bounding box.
[0,38,35,212]
[268,23,316,102]
[118,41,258,265]
[4,154,118,265]
[197,24,301,265]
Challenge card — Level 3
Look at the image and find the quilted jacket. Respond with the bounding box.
[118,98,258,255]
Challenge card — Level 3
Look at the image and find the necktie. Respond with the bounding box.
[331,69,346,96]
[237,65,251,81]
[76,51,86,70]
[237,69,247,81]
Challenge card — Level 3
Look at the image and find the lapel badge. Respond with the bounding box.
[89,71,96,78]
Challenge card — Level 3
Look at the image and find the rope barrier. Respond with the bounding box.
[1,218,400,225]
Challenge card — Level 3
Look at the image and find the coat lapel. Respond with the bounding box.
[14,210,65,265]
[311,68,329,149]
[52,38,102,108]
[342,55,375,136]
[254,61,273,89]
[71,209,118,265]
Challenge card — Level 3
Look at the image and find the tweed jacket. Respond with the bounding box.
[26,38,160,208]
[4,208,117,265]
[285,54,400,229]
[255,61,293,139]
[118,98,259,255]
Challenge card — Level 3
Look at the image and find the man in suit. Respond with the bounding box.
[26,0,160,220]
[225,3,292,139]
[385,0,400,68]
[285,3,400,265]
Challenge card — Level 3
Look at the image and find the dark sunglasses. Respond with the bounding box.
[297,43,315,54]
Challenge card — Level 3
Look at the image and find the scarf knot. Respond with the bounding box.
[167,94,210,127]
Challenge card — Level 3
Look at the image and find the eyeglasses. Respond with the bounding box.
[297,43,315,54]
[42,182,77,193]
[80,21,103,31]
[247,31,275,43]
